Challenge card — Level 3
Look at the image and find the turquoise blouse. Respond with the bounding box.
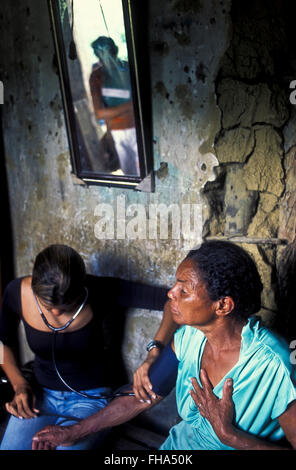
[160,316,296,450]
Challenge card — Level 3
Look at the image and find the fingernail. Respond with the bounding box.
[146,400,151,404]
[140,399,145,403]
[149,385,153,390]
[152,394,156,399]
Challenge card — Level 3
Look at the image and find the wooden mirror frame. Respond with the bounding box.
[48,0,153,190]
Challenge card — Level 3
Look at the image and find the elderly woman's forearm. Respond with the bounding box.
[154,301,178,345]
[70,395,157,441]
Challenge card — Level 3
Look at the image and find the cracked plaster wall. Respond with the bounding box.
[1,0,296,431]
[202,0,296,328]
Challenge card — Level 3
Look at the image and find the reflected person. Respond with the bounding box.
[89,36,140,176]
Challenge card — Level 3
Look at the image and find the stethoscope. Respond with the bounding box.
[33,288,135,400]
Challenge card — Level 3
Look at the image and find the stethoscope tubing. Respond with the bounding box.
[33,288,135,399]
[51,331,135,399]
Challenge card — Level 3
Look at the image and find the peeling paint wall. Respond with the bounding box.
[0,0,296,432]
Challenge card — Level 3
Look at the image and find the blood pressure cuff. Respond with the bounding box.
[148,342,179,397]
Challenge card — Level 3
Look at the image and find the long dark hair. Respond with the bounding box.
[186,241,263,319]
[31,244,86,312]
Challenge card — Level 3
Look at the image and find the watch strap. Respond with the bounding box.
[146,340,164,352]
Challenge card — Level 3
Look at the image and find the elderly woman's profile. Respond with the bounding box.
[33,241,296,450]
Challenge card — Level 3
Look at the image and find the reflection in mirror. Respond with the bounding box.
[89,35,139,176]
[49,0,152,188]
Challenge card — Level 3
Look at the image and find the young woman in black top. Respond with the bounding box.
[0,244,175,450]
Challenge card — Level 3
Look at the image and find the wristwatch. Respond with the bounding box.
[146,340,164,352]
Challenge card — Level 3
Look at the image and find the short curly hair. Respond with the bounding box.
[186,241,263,319]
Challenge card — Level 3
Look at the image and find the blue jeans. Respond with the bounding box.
[0,386,111,450]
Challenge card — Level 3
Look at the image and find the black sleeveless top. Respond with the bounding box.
[0,275,168,391]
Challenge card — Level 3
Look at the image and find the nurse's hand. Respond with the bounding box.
[5,383,40,419]
[190,369,235,441]
[133,301,177,404]
[133,348,160,404]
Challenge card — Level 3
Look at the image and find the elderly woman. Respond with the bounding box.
[0,244,172,450]
[32,241,296,450]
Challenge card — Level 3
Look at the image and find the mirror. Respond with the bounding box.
[48,0,153,190]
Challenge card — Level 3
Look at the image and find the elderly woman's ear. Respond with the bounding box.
[215,296,235,317]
